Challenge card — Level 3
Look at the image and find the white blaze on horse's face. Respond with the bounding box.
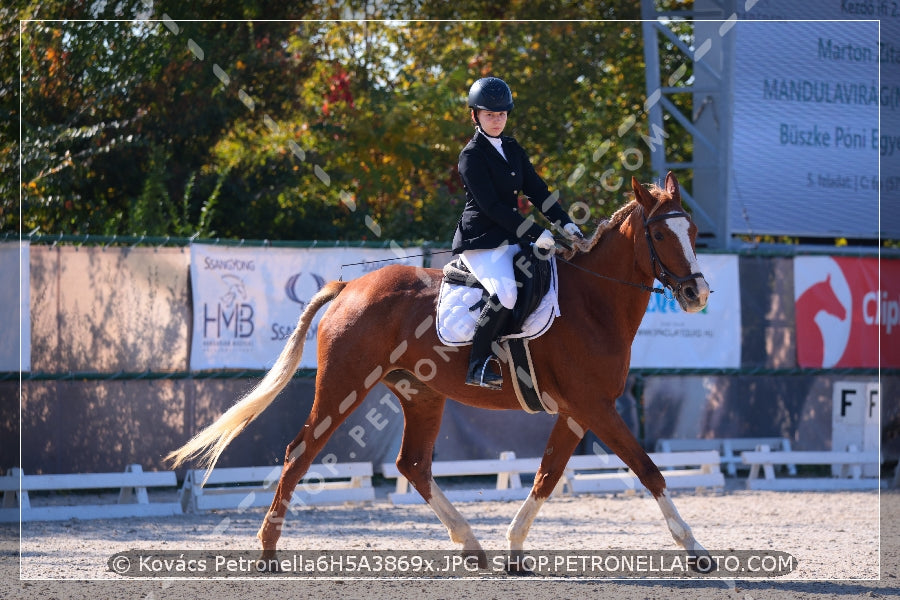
[662,212,710,312]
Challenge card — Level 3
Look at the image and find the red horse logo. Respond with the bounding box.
[795,274,848,367]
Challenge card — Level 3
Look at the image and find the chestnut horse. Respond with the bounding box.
[168,172,711,568]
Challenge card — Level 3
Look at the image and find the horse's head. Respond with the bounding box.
[632,172,710,313]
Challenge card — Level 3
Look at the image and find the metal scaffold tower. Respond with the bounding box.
[641,0,734,248]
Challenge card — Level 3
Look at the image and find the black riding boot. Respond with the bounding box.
[465,296,512,390]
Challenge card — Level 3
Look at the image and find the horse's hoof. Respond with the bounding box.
[503,551,536,576]
[687,549,714,574]
[463,549,489,570]
[257,550,281,573]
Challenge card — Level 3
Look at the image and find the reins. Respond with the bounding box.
[554,251,666,295]
[555,205,700,297]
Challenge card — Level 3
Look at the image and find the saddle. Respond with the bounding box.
[437,245,559,414]
[441,245,553,336]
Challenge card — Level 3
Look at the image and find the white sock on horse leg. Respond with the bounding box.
[507,494,546,553]
[656,490,705,554]
[425,478,484,553]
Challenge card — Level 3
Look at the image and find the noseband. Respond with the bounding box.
[643,210,704,297]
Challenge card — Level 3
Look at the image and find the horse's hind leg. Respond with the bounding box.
[383,372,487,566]
[505,416,583,571]
[256,370,365,559]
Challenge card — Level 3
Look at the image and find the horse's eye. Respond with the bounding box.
[654,231,664,241]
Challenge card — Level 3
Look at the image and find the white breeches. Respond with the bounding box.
[460,244,519,310]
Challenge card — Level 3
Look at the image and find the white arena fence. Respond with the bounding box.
[1,441,886,522]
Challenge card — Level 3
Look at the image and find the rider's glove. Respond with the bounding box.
[535,230,556,253]
[563,222,584,239]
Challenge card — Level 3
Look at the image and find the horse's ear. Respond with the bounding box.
[665,171,681,203]
[632,176,655,211]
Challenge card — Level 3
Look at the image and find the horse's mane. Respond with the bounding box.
[561,184,670,260]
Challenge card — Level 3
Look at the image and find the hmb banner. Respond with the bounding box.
[189,244,421,370]
[630,254,741,369]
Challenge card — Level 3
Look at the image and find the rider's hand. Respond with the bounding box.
[535,230,556,253]
[563,222,584,240]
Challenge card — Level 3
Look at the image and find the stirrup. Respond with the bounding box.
[466,356,503,390]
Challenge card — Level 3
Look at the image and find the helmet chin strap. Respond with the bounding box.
[475,125,501,139]
[472,111,501,139]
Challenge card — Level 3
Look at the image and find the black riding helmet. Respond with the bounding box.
[467,77,514,113]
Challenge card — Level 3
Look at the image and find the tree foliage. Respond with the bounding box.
[6,0,676,244]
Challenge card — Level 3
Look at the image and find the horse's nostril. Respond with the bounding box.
[684,287,697,300]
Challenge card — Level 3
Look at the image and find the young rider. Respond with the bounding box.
[452,76,582,390]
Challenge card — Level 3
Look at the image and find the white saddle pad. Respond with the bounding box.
[436,258,560,346]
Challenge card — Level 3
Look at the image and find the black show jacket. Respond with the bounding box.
[451,130,572,254]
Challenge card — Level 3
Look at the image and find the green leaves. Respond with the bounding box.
[9,2,661,242]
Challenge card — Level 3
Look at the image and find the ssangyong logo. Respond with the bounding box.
[285,272,327,309]
[270,272,327,342]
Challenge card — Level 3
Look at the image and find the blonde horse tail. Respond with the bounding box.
[166,280,347,482]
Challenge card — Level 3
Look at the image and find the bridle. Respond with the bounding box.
[643,210,705,297]
[556,205,704,297]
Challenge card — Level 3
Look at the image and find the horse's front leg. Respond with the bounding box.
[505,416,583,574]
[655,489,707,559]
[584,402,710,565]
